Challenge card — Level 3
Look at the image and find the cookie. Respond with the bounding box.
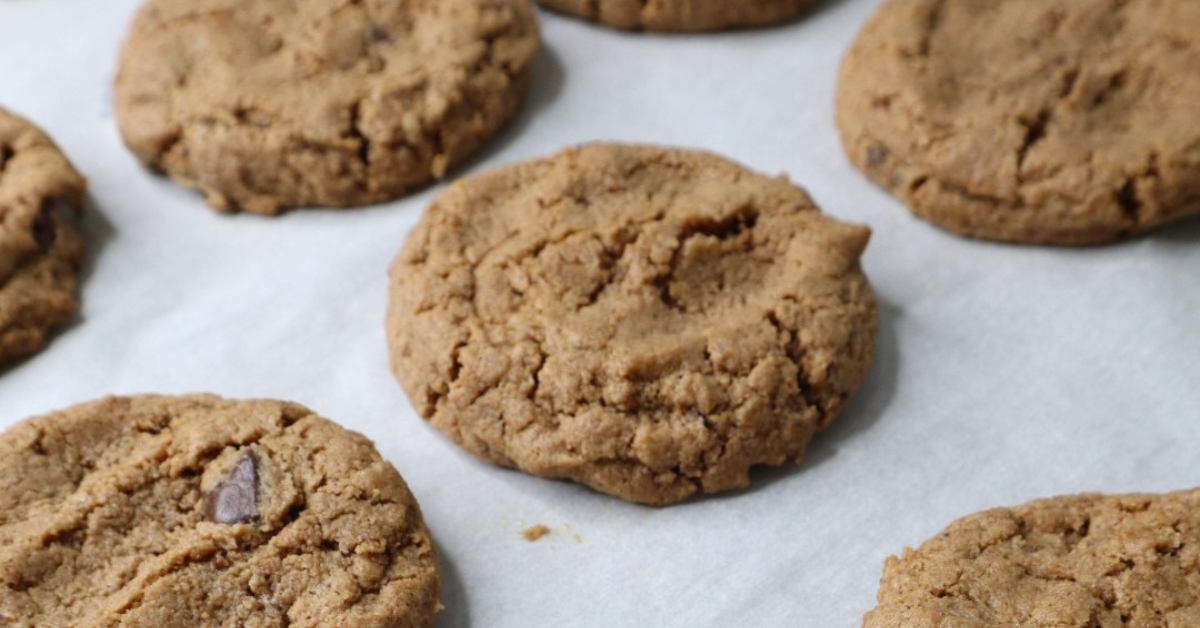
[0,108,86,367]
[114,0,539,215]
[387,143,877,505]
[837,0,1200,245]
[0,395,440,627]
[863,489,1200,628]
[536,0,813,32]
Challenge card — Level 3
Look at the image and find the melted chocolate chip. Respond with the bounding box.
[202,451,260,525]
[369,26,391,43]
[32,200,58,250]
[865,144,889,169]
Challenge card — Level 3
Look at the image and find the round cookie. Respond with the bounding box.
[0,395,440,627]
[387,143,878,505]
[114,0,539,215]
[536,0,813,32]
[0,108,86,367]
[863,489,1200,628]
[837,0,1200,245]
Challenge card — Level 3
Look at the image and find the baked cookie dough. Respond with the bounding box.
[0,108,86,367]
[837,0,1200,245]
[863,489,1200,628]
[0,395,440,627]
[536,0,813,32]
[114,0,539,215]
[387,143,877,505]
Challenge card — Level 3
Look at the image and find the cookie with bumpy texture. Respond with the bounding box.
[387,143,877,505]
[115,0,539,215]
[536,0,813,32]
[0,395,440,628]
[0,108,86,366]
[863,489,1200,628]
[837,0,1200,245]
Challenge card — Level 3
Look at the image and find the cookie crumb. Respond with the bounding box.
[522,524,551,542]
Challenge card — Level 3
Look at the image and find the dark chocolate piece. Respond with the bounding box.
[32,200,57,250]
[202,451,259,525]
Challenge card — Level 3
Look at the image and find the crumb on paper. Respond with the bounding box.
[522,524,551,542]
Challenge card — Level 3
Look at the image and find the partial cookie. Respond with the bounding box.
[114,0,539,215]
[0,108,86,366]
[837,0,1200,245]
[536,0,813,31]
[0,395,440,627]
[387,143,877,505]
[863,489,1200,628]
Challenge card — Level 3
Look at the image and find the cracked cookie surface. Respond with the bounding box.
[114,0,539,215]
[837,0,1200,245]
[0,395,440,628]
[0,108,85,367]
[386,143,877,505]
[863,489,1200,628]
[535,0,813,32]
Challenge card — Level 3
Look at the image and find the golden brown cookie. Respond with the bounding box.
[0,395,440,627]
[863,489,1200,628]
[0,108,86,367]
[837,0,1200,245]
[387,143,878,505]
[114,0,540,215]
[536,0,813,32]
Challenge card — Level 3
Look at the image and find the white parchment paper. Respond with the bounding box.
[2,1,1198,626]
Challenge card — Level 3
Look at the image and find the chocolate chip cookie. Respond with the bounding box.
[536,0,813,32]
[863,489,1200,628]
[114,0,540,214]
[837,0,1200,244]
[387,143,878,505]
[0,395,440,627]
[0,108,86,367]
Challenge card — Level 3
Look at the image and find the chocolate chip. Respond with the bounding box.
[866,144,889,168]
[32,200,57,250]
[369,26,391,43]
[1042,9,1066,35]
[202,451,259,525]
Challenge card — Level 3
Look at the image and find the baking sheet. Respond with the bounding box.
[2,1,1199,626]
